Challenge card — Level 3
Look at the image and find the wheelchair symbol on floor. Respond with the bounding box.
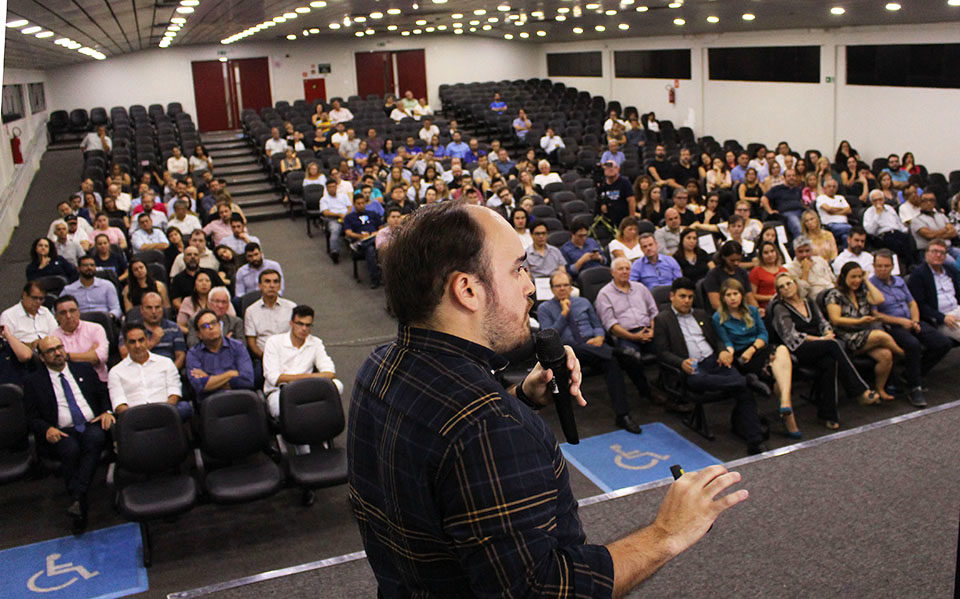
[26,553,99,593]
[610,444,670,470]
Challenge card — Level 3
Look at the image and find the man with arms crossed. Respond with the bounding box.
[348,202,747,598]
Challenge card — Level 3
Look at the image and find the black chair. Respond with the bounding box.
[277,378,348,505]
[576,267,612,304]
[69,108,90,132]
[538,217,564,232]
[530,205,556,220]
[34,275,68,296]
[303,185,324,237]
[47,110,70,142]
[240,290,262,317]
[651,285,672,310]
[547,230,570,248]
[147,263,169,287]
[81,311,120,366]
[133,249,165,265]
[196,391,283,505]
[0,385,32,484]
[113,403,197,567]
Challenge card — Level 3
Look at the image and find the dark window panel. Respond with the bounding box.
[708,46,820,84]
[614,49,691,79]
[847,43,960,89]
[547,52,603,78]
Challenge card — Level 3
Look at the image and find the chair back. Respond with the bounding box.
[577,267,612,304]
[279,378,344,445]
[0,385,27,450]
[35,275,68,296]
[117,403,188,474]
[240,290,262,315]
[201,391,269,461]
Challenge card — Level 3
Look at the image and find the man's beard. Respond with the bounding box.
[481,284,532,356]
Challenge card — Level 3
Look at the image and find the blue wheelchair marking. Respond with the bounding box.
[0,523,148,599]
[561,422,722,493]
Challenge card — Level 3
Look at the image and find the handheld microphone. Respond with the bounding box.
[534,329,579,444]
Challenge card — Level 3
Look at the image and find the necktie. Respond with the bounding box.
[60,373,87,433]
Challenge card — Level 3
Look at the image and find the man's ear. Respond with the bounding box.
[448,271,482,313]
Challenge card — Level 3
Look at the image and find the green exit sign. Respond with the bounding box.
[826,76,834,83]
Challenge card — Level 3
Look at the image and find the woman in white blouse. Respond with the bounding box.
[608,216,644,262]
[511,207,533,250]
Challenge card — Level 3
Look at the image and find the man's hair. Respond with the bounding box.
[888,153,899,160]
[122,322,147,340]
[138,212,151,222]
[531,221,548,234]
[874,248,894,262]
[849,225,867,238]
[638,232,656,242]
[209,286,230,301]
[54,295,78,311]
[193,308,218,330]
[258,268,281,283]
[569,221,588,234]
[78,255,95,266]
[928,238,949,251]
[381,202,491,325]
[728,214,745,226]
[385,206,402,218]
[23,281,44,296]
[94,233,110,244]
[245,242,261,254]
[292,304,314,320]
[792,235,812,250]
[671,277,695,292]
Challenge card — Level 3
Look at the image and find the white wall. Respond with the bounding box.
[539,23,960,174]
[46,35,541,121]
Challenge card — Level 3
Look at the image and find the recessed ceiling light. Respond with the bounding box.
[536,29,546,36]
[432,0,447,4]
[165,31,177,37]
[387,8,401,15]
[885,2,901,9]
[36,31,54,38]
[413,28,422,33]
[531,10,544,18]
[830,6,845,15]
[370,11,383,18]
[355,31,364,36]
[474,8,486,14]
[343,16,351,25]
[605,9,617,15]
[451,12,463,18]
[329,22,340,28]
[673,17,684,25]
[504,33,513,39]
[283,12,297,18]
[6,19,29,28]
[556,15,566,21]
[668,1,681,7]
[706,15,719,23]
[416,19,427,25]
[387,24,398,30]
[636,5,648,12]
[488,16,498,22]
[264,21,276,26]
[176,6,194,13]
[171,17,187,23]
[519,31,529,37]
[454,28,463,34]
[274,16,286,22]
[498,4,511,11]
[469,26,476,31]
[295,7,310,13]
[585,3,599,9]
[401,30,410,35]
[180,0,199,6]
[310,0,326,6]
[557,7,569,13]
[168,25,181,30]
[437,24,447,29]
[618,23,629,29]
[949,0,960,6]
[595,24,606,31]
[286,34,296,39]
[425,26,435,31]
[354,15,367,22]
[572,26,583,34]
[481,24,491,30]
[453,21,463,27]
[742,13,755,20]
[366,28,375,33]
[470,19,480,25]
[21,26,42,34]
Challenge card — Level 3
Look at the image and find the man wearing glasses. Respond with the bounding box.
[524,221,566,278]
[262,304,341,419]
[0,281,58,348]
[24,335,113,532]
[907,240,960,344]
[185,308,254,402]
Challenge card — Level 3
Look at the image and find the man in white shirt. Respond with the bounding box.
[80,125,111,155]
[167,199,202,237]
[328,99,354,124]
[815,178,852,249]
[261,304,342,418]
[244,269,296,361]
[418,118,440,146]
[863,189,912,266]
[540,127,565,160]
[48,201,94,242]
[264,127,288,159]
[105,183,133,213]
[329,123,348,149]
[221,213,261,256]
[339,128,360,159]
[170,229,221,277]
[1,281,59,348]
[52,220,87,265]
[320,178,352,263]
[109,323,191,420]
[832,227,874,276]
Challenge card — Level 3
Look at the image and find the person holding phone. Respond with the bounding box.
[561,223,606,277]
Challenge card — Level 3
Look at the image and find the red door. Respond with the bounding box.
[303,78,327,105]
[234,57,272,113]
[355,51,394,99]
[192,60,230,132]
[395,50,427,100]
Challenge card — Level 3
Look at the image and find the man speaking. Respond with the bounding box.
[347,202,747,597]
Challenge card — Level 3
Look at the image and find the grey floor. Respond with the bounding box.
[1,146,959,598]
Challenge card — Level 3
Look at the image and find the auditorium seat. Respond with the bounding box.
[0,384,33,484]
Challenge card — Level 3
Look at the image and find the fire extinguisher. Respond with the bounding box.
[10,127,23,165]
[665,85,676,105]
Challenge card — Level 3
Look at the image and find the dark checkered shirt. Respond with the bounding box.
[348,326,614,598]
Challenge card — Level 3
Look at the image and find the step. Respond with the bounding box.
[200,130,244,143]
[243,204,291,222]
[209,147,259,159]
[235,191,284,209]
[215,155,261,168]
[215,163,264,176]
[223,172,271,186]
[204,140,248,151]
[228,181,277,196]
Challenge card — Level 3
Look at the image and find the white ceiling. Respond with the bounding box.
[4,0,960,70]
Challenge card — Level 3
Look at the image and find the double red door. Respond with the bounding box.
[354,49,427,100]
[191,57,272,131]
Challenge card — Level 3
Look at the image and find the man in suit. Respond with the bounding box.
[654,277,766,454]
[24,335,114,532]
[906,240,960,343]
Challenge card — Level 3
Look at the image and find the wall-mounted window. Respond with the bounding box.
[847,43,960,89]
[28,83,46,114]
[614,49,691,79]
[2,84,25,124]
[547,52,602,77]
[708,46,820,83]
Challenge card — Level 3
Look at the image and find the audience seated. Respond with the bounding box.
[833,227,873,276]
[629,233,683,288]
[524,221,566,279]
[761,169,805,238]
[749,240,787,310]
[561,222,605,277]
[24,335,113,532]
[63,256,122,319]
[608,216,643,262]
[907,240,960,344]
[537,270,646,434]
[52,220,87,267]
[703,241,757,311]
[673,228,714,284]
[131,212,168,252]
[320,179,352,264]
[863,189,911,264]
[786,236,836,299]
[598,161,635,227]
[654,278,766,454]
[27,236,78,282]
[655,208,684,255]
[170,229,220,277]
[119,291,185,369]
[123,259,171,312]
[52,295,109,382]
[815,178,852,249]
[186,308,255,402]
[800,209,838,263]
[244,269,296,365]
[344,194,383,289]
[48,200,94,241]
[235,242,285,298]
[1,281,59,348]
[186,286,243,347]
[169,245,228,310]
[911,191,960,267]
[167,199,202,237]
[109,322,191,421]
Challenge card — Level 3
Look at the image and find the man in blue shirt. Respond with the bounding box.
[881,154,909,190]
[537,270,644,433]
[730,152,750,184]
[444,131,470,161]
[494,148,516,176]
[344,195,383,289]
[561,223,605,277]
[870,249,951,407]
[489,92,507,112]
[600,140,625,167]
[760,168,805,238]
[186,308,254,402]
[630,233,683,288]
[63,256,121,319]
[130,212,169,251]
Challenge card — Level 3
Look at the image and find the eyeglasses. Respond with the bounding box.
[198,321,219,330]
[928,249,947,256]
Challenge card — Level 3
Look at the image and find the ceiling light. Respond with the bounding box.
[454,28,463,34]
[366,27,375,33]
[416,19,426,25]
[536,29,546,36]
[165,30,177,36]
[274,16,286,22]
[605,9,617,15]
[470,19,480,24]
[830,6,845,15]
[425,26,434,31]
[474,8,486,14]
[595,24,605,31]
[168,24,181,30]
[302,29,309,35]
[636,5,648,12]
[343,16,351,25]
[531,10,544,18]
[668,1,682,7]
[504,33,513,39]
[481,24,491,30]
[706,15,719,23]
[219,56,227,62]
[401,30,410,35]
[556,15,566,21]
[171,17,186,23]
[557,7,569,13]
[451,12,463,18]
[453,21,463,27]
[295,7,310,13]
[309,27,319,33]
[355,31,364,36]
[6,19,29,28]
[618,23,629,30]
[264,21,276,26]
[21,26,41,34]
[35,31,54,38]
[498,4,511,11]
[283,12,297,18]
[370,11,383,18]
[180,0,199,5]
[329,22,340,28]
[488,16,499,22]
[742,13,755,20]
[387,24,398,30]
[387,8,402,14]
[949,0,960,6]
[432,0,448,4]
[673,17,684,25]
[885,2,901,9]
[176,6,194,13]
[310,0,326,6]
[413,28,422,33]
[585,3,599,8]
[354,15,367,22]
[572,26,583,34]
[519,31,529,37]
